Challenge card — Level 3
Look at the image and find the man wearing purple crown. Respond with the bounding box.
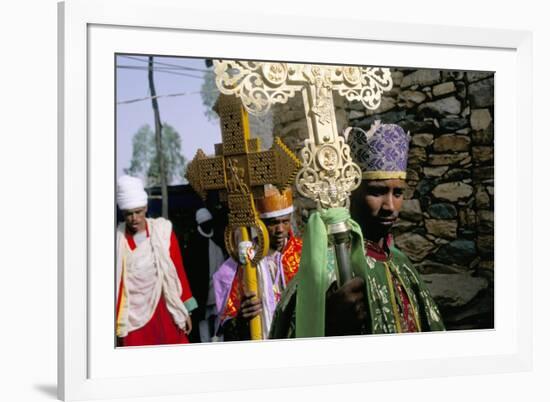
[270,122,444,338]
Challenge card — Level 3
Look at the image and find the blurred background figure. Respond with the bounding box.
[184,207,226,342]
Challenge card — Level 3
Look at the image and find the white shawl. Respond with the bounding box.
[116,218,189,337]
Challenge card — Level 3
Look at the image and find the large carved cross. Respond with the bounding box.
[214,61,393,209]
[185,94,301,340]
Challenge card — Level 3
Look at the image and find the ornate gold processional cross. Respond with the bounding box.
[185,94,301,340]
[213,61,394,209]
[213,61,393,285]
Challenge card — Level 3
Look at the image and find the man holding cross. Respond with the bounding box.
[185,92,302,341]
[270,122,445,338]
[213,186,302,341]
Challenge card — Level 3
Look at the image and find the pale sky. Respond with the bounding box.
[116,55,221,184]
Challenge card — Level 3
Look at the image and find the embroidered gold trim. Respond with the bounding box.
[384,262,402,334]
[362,171,407,180]
[391,261,421,331]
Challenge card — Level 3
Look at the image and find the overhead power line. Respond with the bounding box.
[116,65,208,79]
[117,91,199,105]
[117,89,219,105]
[118,55,212,73]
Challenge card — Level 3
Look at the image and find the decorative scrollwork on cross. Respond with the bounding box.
[215,61,392,117]
[296,136,362,209]
[214,60,393,209]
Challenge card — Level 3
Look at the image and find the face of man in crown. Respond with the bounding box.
[352,179,405,241]
[263,214,292,252]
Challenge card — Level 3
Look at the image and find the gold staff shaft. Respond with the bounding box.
[239,227,262,340]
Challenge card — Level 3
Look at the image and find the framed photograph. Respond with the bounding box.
[58,0,532,400]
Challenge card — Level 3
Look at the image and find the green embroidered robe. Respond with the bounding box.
[269,243,445,338]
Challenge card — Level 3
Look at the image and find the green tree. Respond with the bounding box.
[200,70,220,122]
[124,123,187,186]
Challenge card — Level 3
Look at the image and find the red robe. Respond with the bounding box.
[117,225,196,346]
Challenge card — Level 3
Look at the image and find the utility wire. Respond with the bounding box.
[119,55,212,73]
[116,65,208,79]
[117,91,199,105]
[117,89,219,105]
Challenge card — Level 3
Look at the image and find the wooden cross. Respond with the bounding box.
[185,94,301,340]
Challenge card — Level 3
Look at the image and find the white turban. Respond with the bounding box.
[195,208,213,224]
[117,175,148,210]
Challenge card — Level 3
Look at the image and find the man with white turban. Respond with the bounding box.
[116,175,197,346]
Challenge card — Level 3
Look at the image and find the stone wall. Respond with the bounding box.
[272,68,495,331]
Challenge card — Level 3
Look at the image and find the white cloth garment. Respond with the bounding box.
[256,251,286,339]
[116,218,189,337]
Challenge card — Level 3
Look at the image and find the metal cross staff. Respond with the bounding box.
[214,60,393,285]
[185,94,301,340]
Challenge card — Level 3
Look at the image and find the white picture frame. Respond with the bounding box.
[58,0,533,400]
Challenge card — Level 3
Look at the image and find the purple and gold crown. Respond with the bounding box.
[347,121,410,180]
